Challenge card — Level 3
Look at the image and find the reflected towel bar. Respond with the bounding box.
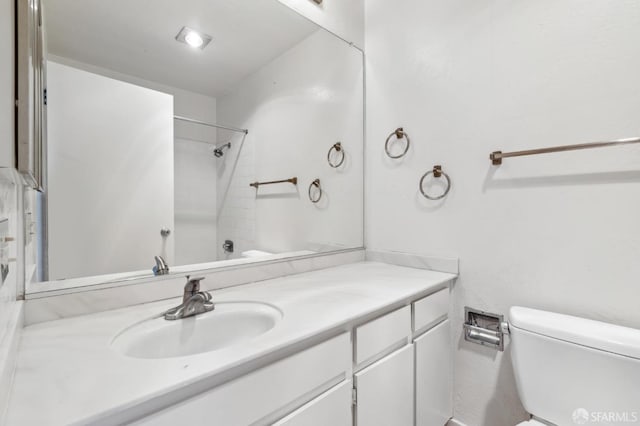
[250,177,298,188]
[174,115,249,135]
[490,136,640,165]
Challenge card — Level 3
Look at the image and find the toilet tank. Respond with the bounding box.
[509,307,640,426]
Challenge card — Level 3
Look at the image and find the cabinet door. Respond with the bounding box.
[131,334,350,426]
[354,344,414,426]
[415,319,452,426]
[273,381,352,426]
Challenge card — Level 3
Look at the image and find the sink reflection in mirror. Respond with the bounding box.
[111,302,283,359]
[22,0,364,292]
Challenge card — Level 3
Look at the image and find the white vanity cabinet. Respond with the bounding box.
[415,319,452,426]
[273,381,353,426]
[413,288,452,426]
[132,333,351,426]
[354,344,415,426]
[352,287,451,426]
[132,287,452,426]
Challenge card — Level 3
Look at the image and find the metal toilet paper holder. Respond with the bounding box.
[463,307,510,351]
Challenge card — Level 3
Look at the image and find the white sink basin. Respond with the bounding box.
[111,302,282,359]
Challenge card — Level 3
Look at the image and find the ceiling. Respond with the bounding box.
[43,0,319,97]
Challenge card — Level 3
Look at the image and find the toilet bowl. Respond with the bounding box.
[516,420,547,426]
[509,306,640,426]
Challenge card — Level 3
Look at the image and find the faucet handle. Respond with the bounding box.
[184,276,205,294]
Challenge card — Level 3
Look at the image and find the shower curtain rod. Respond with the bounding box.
[173,115,249,135]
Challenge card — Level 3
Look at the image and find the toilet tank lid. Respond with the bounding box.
[509,306,640,360]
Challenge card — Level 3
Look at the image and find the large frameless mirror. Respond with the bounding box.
[21,0,364,292]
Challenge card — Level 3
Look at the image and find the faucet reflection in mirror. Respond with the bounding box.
[153,256,169,276]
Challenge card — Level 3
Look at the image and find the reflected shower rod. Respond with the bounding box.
[174,115,249,134]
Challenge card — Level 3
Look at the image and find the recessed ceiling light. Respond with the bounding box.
[175,26,212,50]
[185,31,203,48]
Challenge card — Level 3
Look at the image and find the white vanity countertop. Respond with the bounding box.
[6,262,456,425]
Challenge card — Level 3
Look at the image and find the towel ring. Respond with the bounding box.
[327,142,345,168]
[419,165,451,200]
[385,127,410,159]
[308,179,322,203]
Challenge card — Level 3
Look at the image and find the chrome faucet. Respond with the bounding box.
[153,255,169,276]
[164,276,214,320]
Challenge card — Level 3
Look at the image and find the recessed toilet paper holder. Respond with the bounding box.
[463,307,510,351]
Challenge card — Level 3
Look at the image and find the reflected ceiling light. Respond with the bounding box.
[175,26,212,50]
[185,31,203,48]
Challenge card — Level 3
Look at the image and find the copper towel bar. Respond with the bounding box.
[490,136,640,165]
[249,177,298,188]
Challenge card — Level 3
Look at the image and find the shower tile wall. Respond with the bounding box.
[216,134,257,259]
[173,94,219,265]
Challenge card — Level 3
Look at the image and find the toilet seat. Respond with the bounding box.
[517,419,552,426]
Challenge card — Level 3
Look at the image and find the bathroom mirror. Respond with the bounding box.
[23,0,364,290]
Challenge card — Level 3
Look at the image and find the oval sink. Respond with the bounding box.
[111,302,282,359]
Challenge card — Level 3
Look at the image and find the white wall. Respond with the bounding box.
[277,0,364,50]
[0,0,14,167]
[365,1,640,425]
[44,56,219,271]
[0,0,21,411]
[217,29,364,258]
[47,62,175,280]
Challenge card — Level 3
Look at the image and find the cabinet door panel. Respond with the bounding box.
[131,334,350,426]
[354,344,414,426]
[415,319,452,426]
[274,381,352,426]
[413,288,449,333]
[355,305,411,366]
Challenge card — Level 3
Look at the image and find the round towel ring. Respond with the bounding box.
[419,165,451,200]
[327,142,345,168]
[308,179,322,203]
[385,127,410,159]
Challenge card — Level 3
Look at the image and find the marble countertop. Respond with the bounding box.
[6,262,456,425]
[27,249,319,295]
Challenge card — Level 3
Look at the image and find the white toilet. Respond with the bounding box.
[509,306,640,426]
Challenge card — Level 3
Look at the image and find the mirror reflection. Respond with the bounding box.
[28,0,364,286]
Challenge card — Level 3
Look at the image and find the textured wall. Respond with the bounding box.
[364,0,640,424]
[217,30,364,258]
[277,0,364,49]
